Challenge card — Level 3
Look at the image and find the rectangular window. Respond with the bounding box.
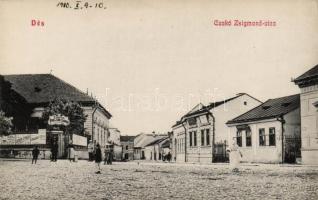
[237,131,242,147]
[259,128,265,146]
[269,127,276,146]
[246,129,252,147]
[189,132,193,147]
[193,131,197,146]
[188,117,197,126]
[201,130,205,146]
[206,129,210,145]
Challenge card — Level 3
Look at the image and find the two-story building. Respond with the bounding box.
[120,135,135,160]
[294,64,318,165]
[172,93,262,163]
[0,74,112,159]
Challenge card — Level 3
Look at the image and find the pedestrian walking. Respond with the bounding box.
[32,145,40,164]
[95,143,102,174]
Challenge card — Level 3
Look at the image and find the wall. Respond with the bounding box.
[299,85,318,165]
[121,141,134,160]
[113,144,123,161]
[229,119,285,164]
[186,122,213,163]
[213,94,262,143]
[83,107,110,148]
[172,124,185,163]
[184,94,261,163]
[109,129,120,145]
[144,146,153,160]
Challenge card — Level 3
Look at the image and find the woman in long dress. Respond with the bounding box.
[229,142,242,172]
[95,143,102,174]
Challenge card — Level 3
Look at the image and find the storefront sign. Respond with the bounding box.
[72,134,87,146]
[48,114,70,126]
[0,129,46,145]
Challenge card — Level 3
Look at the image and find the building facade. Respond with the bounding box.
[227,94,301,164]
[172,121,185,162]
[172,93,262,163]
[133,133,167,160]
[0,74,112,159]
[120,135,135,160]
[144,137,169,161]
[294,64,318,165]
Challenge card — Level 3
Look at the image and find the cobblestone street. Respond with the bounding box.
[0,159,317,200]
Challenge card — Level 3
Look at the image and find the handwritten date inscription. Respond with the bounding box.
[57,1,107,10]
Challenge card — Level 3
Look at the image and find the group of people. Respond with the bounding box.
[31,139,243,173]
[89,141,114,174]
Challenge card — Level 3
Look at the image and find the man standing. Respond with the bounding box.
[32,146,40,164]
[51,141,58,162]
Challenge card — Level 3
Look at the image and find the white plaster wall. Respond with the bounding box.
[172,125,186,162]
[300,85,318,164]
[213,94,262,143]
[229,120,283,163]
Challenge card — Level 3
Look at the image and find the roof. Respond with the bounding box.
[172,120,182,128]
[294,64,318,83]
[161,139,170,148]
[134,134,167,148]
[227,94,300,124]
[120,135,135,142]
[2,74,112,117]
[183,93,261,118]
[145,137,168,147]
[3,74,94,104]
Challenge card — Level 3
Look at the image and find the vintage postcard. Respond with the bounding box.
[0,0,317,199]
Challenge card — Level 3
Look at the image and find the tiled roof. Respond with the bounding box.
[227,94,300,124]
[145,137,168,147]
[3,73,112,118]
[120,136,135,142]
[3,74,94,104]
[294,64,318,82]
[161,139,170,148]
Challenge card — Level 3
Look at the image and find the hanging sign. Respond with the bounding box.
[48,114,70,126]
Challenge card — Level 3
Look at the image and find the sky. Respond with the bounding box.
[1,0,318,135]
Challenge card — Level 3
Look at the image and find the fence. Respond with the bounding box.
[284,136,301,163]
[213,141,229,162]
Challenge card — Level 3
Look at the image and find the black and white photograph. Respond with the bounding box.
[0,0,318,199]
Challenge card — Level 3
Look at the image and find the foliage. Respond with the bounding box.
[0,111,13,136]
[42,98,87,135]
[0,76,33,131]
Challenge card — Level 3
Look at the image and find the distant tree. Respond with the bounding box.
[0,111,13,136]
[42,98,87,135]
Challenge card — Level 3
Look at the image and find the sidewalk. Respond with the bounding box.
[128,159,318,169]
